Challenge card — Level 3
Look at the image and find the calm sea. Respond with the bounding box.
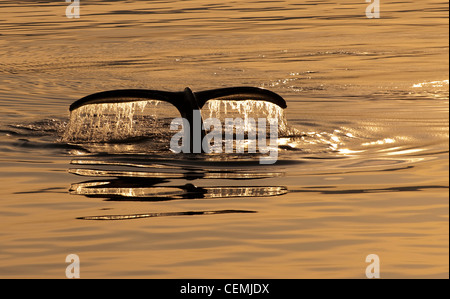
[0,0,448,278]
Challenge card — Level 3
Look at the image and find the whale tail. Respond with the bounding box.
[68,87,287,153]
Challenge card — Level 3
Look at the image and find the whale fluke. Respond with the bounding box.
[69,89,184,112]
[68,87,287,154]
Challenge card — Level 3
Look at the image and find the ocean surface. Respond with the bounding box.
[0,0,448,278]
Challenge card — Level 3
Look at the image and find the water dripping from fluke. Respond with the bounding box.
[64,87,294,154]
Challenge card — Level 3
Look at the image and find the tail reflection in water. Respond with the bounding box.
[69,157,288,220]
[78,210,257,221]
[70,180,288,201]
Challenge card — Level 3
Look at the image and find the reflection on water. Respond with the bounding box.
[292,185,448,195]
[69,157,287,179]
[78,209,257,221]
[412,80,449,89]
[71,180,288,201]
[69,156,288,219]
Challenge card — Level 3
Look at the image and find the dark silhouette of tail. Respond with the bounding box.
[68,87,287,153]
[69,87,287,112]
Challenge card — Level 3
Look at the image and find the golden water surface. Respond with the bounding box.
[0,0,448,278]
